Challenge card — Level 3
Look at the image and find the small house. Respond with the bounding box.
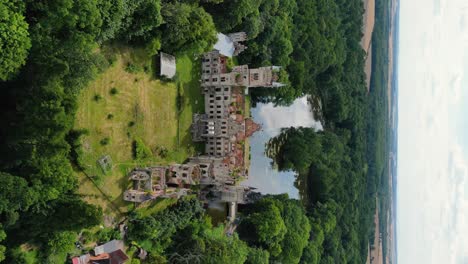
[72,240,129,264]
[159,52,176,79]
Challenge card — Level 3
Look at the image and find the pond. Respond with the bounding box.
[207,96,322,223]
[242,96,323,199]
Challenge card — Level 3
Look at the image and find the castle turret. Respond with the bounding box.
[247,66,285,88]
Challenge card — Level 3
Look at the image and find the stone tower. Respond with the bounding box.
[247,66,285,88]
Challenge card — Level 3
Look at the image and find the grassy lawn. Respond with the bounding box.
[176,55,205,154]
[135,197,178,218]
[75,47,203,219]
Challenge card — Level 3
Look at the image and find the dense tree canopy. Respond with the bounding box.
[0,226,6,262]
[204,0,263,32]
[0,0,31,80]
[127,197,251,263]
[246,247,269,264]
[0,0,389,262]
[266,127,375,263]
[127,197,205,254]
[239,198,287,257]
[126,195,312,264]
[0,0,108,261]
[238,195,311,263]
[122,0,162,42]
[160,2,217,54]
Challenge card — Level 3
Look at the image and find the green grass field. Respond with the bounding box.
[74,47,203,218]
[175,55,205,154]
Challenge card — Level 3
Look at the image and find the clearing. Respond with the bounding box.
[74,46,203,220]
[362,0,376,92]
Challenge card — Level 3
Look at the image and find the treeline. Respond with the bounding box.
[267,128,373,263]
[0,0,383,263]
[127,197,250,263]
[367,0,392,257]
[263,0,393,263]
[0,0,219,262]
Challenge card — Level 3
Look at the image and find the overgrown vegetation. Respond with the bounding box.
[238,195,310,264]
[0,0,31,81]
[260,0,392,262]
[0,0,392,262]
[0,0,214,262]
[204,0,390,262]
[125,195,307,264]
[133,138,153,160]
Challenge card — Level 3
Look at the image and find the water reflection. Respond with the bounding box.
[243,96,322,199]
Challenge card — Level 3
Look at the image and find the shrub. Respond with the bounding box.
[107,114,114,120]
[159,75,172,82]
[176,93,184,113]
[110,87,118,95]
[128,121,136,127]
[92,174,104,186]
[96,227,120,243]
[226,57,235,72]
[107,54,117,66]
[146,38,161,56]
[100,137,110,146]
[93,94,103,102]
[125,62,142,73]
[80,230,95,245]
[155,146,168,158]
[65,129,89,170]
[133,138,152,160]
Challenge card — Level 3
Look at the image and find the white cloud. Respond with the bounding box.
[255,96,323,137]
[448,74,462,104]
[243,130,300,199]
[444,146,468,263]
[398,0,468,262]
[245,96,324,199]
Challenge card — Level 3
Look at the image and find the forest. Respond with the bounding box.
[265,0,392,262]
[0,0,388,263]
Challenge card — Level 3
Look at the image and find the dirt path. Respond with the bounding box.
[361,0,375,92]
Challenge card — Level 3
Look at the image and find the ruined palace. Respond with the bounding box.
[124,32,283,208]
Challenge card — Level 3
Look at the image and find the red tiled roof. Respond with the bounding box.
[109,249,129,263]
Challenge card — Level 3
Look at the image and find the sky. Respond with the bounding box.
[243,96,322,199]
[398,0,468,262]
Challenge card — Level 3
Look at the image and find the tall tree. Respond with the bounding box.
[0,0,31,80]
[160,2,217,54]
[0,172,35,226]
[122,0,162,43]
